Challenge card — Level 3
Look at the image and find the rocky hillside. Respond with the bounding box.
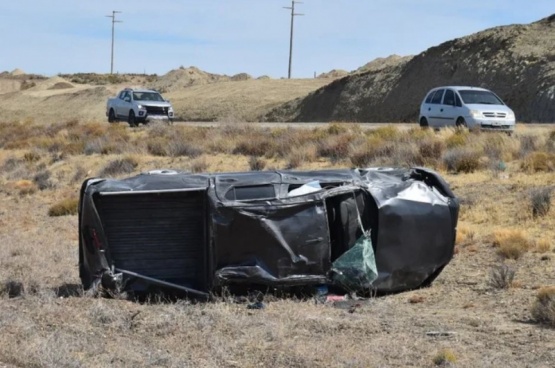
[265,14,555,123]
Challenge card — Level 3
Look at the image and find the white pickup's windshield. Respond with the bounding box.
[459,90,504,105]
[132,92,164,102]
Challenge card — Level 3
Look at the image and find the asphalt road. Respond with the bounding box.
[171,121,553,131]
[172,121,417,130]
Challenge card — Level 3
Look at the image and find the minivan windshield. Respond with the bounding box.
[132,92,164,102]
[459,90,504,105]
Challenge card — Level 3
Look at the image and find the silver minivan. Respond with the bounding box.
[419,86,516,132]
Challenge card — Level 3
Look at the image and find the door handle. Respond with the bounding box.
[440,108,444,112]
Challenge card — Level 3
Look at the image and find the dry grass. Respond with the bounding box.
[531,286,555,327]
[48,198,79,217]
[1,122,555,367]
[432,348,458,366]
[492,229,533,260]
[487,263,516,289]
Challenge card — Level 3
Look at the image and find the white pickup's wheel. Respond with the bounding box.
[108,109,116,123]
[128,111,137,127]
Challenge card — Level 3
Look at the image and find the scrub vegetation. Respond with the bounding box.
[1,120,555,367]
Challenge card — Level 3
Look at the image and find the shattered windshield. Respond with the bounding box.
[132,92,164,102]
[459,90,504,105]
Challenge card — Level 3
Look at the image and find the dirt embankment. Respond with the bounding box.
[0,67,330,123]
[265,14,555,123]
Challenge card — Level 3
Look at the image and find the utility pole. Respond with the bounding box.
[106,11,122,74]
[283,1,304,79]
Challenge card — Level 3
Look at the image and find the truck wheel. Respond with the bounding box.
[419,117,429,128]
[108,109,116,123]
[128,111,138,127]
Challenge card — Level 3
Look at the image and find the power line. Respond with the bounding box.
[106,11,122,75]
[283,1,304,79]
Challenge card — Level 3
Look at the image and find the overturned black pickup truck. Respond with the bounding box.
[78,167,459,298]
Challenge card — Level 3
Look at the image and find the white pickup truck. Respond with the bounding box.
[106,88,174,126]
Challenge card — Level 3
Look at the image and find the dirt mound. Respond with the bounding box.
[265,15,555,123]
[317,69,349,79]
[48,82,74,90]
[150,66,230,92]
[355,55,414,73]
[231,73,252,81]
[10,68,25,76]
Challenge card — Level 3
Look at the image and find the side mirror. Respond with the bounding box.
[165,99,170,103]
[124,97,131,103]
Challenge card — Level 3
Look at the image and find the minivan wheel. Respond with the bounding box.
[419,117,429,128]
[456,117,467,128]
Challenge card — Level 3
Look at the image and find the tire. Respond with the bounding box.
[456,117,467,128]
[419,117,429,128]
[128,110,137,127]
[108,109,116,123]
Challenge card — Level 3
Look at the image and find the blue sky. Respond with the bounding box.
[1,1,553,78]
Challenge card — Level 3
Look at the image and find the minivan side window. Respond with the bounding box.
[430,89,445,104]
[425,91,435,103]
[443,90,455,106]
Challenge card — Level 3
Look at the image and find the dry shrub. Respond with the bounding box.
[99,157,138,177]
[2,157,24,172]
[536,238,552,253]
[530,187,552,217]
[147,138,168,156]
[84,138,119,155]
[168,141,202,158]
[442,148,481,173]
[23,151,41,163]
[71,166,89,184]
[432,348,457,366]
[445,129,468,148]
[20,80,36,90]
[408,295,425,304]
[487,263,516,289]
[287,144,318,169]
[531,286,555,327]
[48,198,79,217]
[233,135,274,157]
[248,156,266,171]
[189,157,208,173]
[349,137,395,167]
[14,179,37,195]
[519,134,540,157]
[326,122,348,135]
[0,280,25,298]
[455,225,475,247]
[492,229,533,260]
[33,171,54,190]
[388,143,422,167]
[366,125,399,140]
[317,134,352,162]
[522,152,555,172]
[482,133,519,162]
[418,139,445,162]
